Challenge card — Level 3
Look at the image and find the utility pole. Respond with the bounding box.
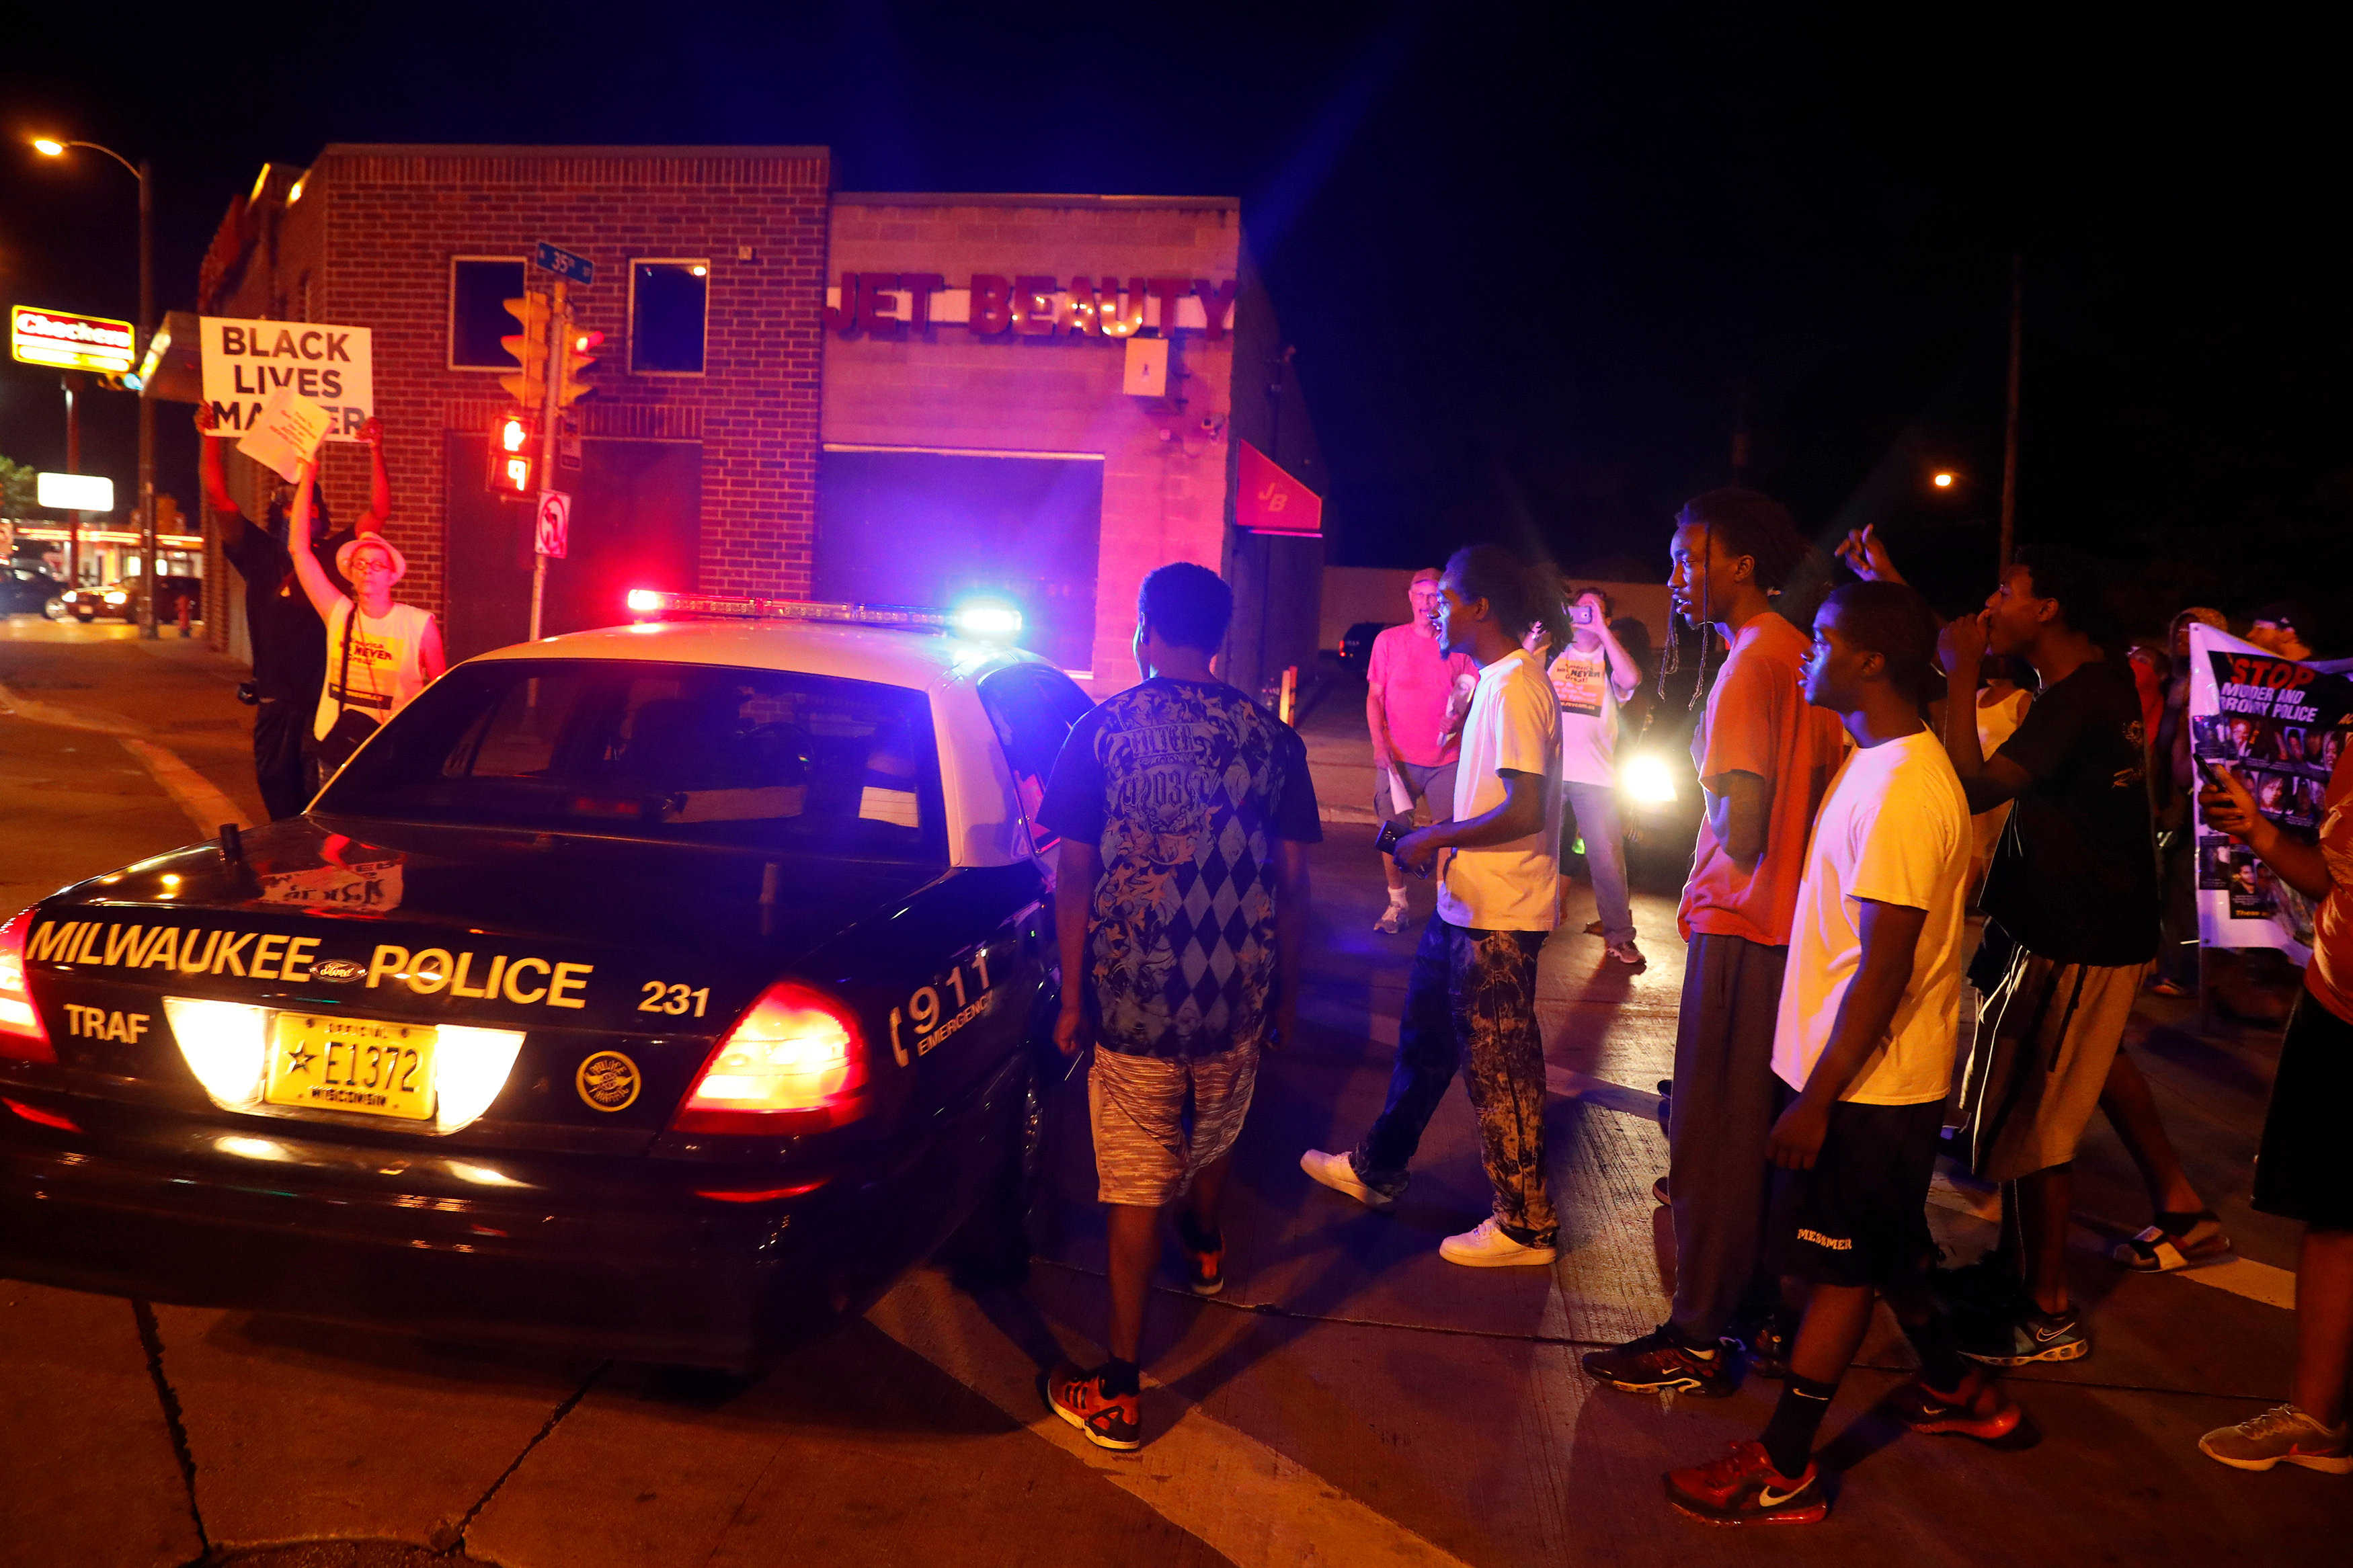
[137,156,156,639]
[62,373,83,586]
[1999,252,2022,573]
[1730,379,1751,484]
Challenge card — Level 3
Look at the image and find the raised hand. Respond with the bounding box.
[1835,524,1904,585]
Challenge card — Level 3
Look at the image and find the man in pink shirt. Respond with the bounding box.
[1367,569,1480,933]
[1584,489,1847,1397]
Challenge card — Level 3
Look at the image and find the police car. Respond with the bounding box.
[0,593,1094,1368]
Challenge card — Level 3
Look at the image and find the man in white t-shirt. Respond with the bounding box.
[1301,545,1565,1268]
[1548,587,1643,963]
[1665,582,2018,1528]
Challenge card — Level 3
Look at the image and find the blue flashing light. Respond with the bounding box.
[951,599,1024,639]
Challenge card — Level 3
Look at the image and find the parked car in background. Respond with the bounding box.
[1337,620,1387,679]
[3,563,67,620]
[61,575,201,624]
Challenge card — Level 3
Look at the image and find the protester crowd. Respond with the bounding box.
[176,400,2346,1510]
[1032,495,2352,1521]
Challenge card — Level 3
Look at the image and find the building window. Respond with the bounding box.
[630,260,709,375]
[449,257,526,371]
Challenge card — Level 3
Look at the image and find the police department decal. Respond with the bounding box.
[576,1051,641,1112]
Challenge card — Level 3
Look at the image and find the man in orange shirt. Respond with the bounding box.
[1585,489,1846,1396]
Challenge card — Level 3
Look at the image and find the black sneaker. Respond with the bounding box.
[1045,1363,1142,1450]
[1741,1317,1794,1380]
[1959,1306,2089,1367]
[1583,1325,1734,1396]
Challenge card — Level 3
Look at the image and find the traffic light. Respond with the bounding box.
[498,294,551,406]
[555,327,602,409]
[487,411,536,497]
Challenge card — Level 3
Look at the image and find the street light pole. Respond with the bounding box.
[137,157,155,640]
[31,138,157,636]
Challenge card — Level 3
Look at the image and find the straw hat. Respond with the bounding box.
[336,534,407,585]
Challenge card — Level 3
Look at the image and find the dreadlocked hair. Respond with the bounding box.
[1661,489,1811,709]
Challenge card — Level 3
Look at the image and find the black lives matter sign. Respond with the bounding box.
[200,317,374,441]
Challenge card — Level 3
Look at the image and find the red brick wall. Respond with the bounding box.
[206,145,831,633]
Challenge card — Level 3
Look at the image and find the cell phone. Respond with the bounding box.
[1572,604,1595,625]
[1374,819,1431,878]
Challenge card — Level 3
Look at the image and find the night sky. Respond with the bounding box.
[3,4,2342,635]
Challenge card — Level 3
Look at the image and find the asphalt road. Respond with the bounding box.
[0,620,2339,1567]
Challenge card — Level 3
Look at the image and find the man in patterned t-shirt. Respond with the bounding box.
[1035,563,1322,1452]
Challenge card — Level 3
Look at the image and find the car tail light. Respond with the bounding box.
[2,1097,78,1132]
[692,1180,828,1203]
[162,997,269,1108]
[0,907,56,1062]
[672,981,869,1135]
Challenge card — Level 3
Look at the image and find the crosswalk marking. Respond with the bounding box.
[871,1269,1478,1568]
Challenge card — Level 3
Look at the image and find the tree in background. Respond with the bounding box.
[0,454,37,518]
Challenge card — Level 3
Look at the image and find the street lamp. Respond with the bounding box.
[1931,470,1956,489]
[32,135,157,641]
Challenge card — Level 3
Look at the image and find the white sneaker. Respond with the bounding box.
[1439,1216,1558,1268]
[1300,1149,1396,1210]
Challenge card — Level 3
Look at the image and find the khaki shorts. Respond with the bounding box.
[1088,1042,1260,1206]
[1958,946,2149,1182]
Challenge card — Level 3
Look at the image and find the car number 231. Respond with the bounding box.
[637,982,712,1018]
[889,946,998,1067]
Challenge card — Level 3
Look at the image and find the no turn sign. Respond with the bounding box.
[534,489,571,559]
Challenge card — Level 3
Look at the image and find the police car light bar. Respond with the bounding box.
[626,590,1022,639]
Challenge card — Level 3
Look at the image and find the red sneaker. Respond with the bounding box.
[1045,1363,1142,1451]
[1183,1232,1226,1296]
[1664,1441,1827,1526]
[1890,1367,2022,1441]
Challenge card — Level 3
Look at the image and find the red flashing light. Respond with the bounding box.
[0,907,56,1062]
[672,981,869,1136]
[625,587,664,614]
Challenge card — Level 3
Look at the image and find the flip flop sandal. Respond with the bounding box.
[2112,1210,2234,1272]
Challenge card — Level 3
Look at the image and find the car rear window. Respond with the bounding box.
[317,659,946,864]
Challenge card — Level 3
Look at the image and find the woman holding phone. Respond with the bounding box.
[286,454,445,775]
[2194,745,2353,1474]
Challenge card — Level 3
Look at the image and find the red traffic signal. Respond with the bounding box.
[556,327,602,409]
[487,412,537,497]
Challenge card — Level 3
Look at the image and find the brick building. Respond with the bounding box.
[192,145,1320,694]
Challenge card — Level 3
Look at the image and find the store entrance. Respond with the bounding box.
[815,448,1103,673]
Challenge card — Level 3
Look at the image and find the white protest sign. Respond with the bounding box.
[2187,621,2353,964]
[200,317,373,442]
[235,388,335,483]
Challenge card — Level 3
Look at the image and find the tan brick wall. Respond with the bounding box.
[821,200,1241,687]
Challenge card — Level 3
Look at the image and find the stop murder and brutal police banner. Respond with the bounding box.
[2188,621,2353,963]
[199,317,374,442]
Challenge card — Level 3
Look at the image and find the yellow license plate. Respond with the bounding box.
[263,1014,437,1121]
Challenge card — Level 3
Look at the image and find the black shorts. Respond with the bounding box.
[1769,1100,1944,1289]
[2253,992,2353,1229]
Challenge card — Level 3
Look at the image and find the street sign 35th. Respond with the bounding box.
[534,241,594,286]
